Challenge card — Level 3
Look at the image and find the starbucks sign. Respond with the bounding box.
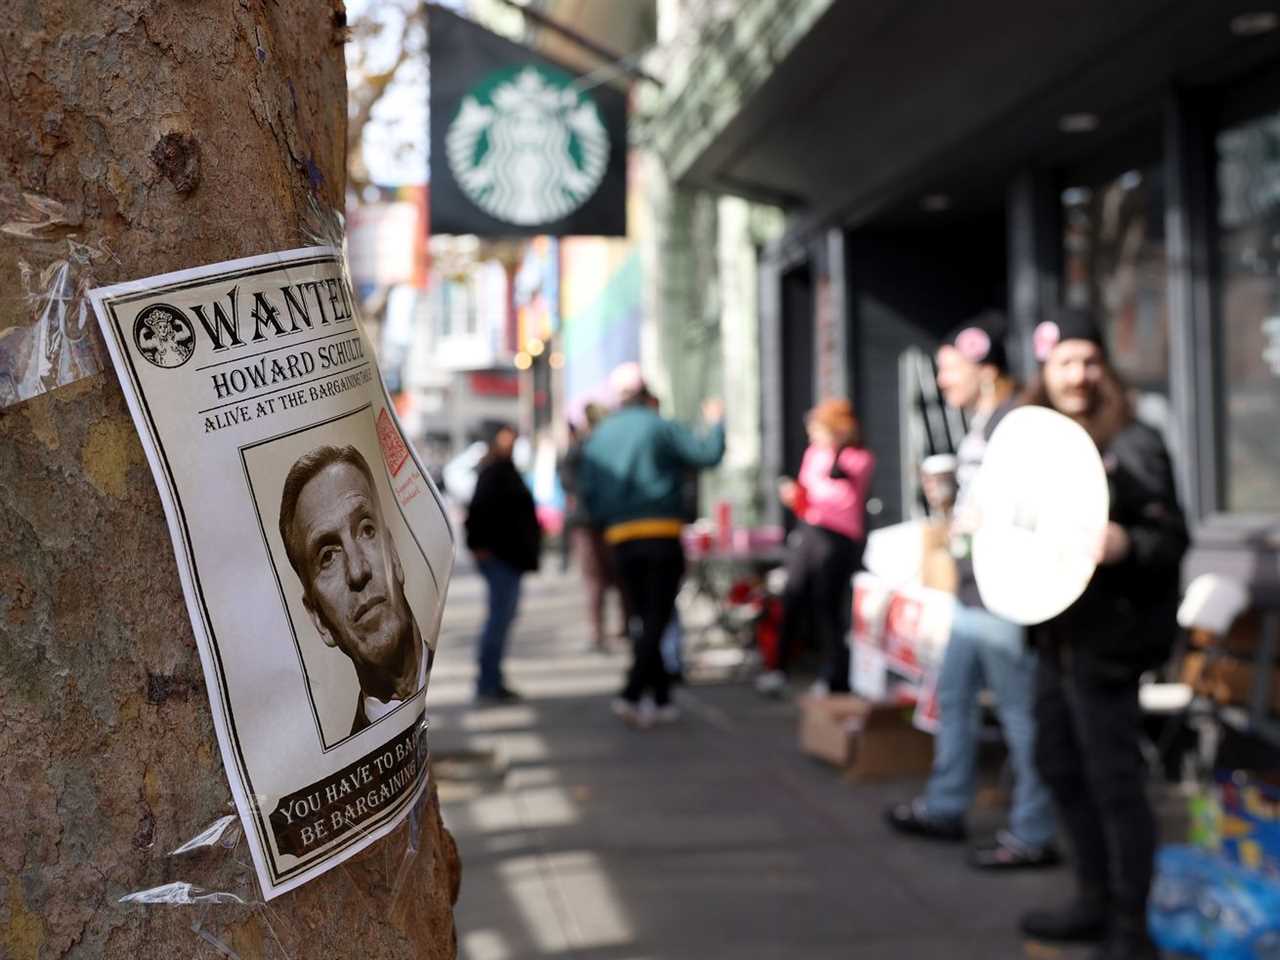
[428,5,627,237]
[446,66,610,227]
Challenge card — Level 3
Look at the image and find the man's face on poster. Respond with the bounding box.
[291,462,415,684]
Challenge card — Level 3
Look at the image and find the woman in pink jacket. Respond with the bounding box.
[757,398,875,697]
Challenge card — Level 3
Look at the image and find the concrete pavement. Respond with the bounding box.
[425,561,1173,960]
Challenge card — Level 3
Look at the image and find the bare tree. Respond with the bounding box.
[346,0,428,194]
[0,3,460,957]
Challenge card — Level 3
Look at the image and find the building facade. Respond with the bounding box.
[656,0,1280,595]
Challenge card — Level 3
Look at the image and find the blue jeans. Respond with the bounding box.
[923,603,1056,848]
[661,612,683,676]
[476,556,523,695]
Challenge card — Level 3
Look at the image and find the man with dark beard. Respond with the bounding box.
[1017,308,1187,960]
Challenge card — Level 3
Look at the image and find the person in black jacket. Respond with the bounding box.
[1017,308,1188,960]
[465,423,542,703]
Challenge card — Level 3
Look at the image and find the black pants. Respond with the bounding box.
[614,537,685,707]
[778,523,863,691]
[1034,647,1156,921]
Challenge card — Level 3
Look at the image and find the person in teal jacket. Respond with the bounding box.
[580,365,725,727]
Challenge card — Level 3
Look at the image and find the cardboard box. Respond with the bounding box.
[1189,610,1264,657]
[1180,652,1280,711]
[798,694,934,781]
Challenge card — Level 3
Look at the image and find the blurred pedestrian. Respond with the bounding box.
[756,397,874,697]
[1016,308,1187,960]
[557,422,581,573]
[580,364,725,727]
[465,422,542,704]
[559,404,621,651]
[886,312,1059,871]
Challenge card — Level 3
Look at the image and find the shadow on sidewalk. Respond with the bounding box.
[428,566,1157,960]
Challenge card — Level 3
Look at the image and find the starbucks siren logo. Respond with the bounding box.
[133,303,195,369]
[446,65,609,226]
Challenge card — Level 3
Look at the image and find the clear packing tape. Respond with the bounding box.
[117,718,440,958]
[0,188,116,407]
[0,189,346,409]
[3,194,450,948]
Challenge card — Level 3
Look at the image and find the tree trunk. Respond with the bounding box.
[0,3,460,958]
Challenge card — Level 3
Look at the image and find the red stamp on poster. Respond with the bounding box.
[376,408,411,477]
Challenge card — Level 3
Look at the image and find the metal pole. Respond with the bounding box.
[492,0,665,88]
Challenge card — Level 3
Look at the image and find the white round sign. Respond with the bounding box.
[971,406,1109,625]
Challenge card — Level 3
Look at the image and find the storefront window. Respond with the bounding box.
[1218,110,1280,513]
[1062,165,1170,424]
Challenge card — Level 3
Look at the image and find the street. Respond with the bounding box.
[9,3,1280,956]
[429,560,1087,960]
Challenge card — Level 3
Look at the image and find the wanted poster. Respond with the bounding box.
[90,247,454,899]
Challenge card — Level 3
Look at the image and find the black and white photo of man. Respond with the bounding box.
[279,444,429,735]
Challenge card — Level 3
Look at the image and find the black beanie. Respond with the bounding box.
[943,309,1009,373]
[1033,306,1107,363]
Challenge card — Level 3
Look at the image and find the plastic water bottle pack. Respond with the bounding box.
[1151,846,1280,959]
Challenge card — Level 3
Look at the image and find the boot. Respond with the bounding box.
[1020,895,1109,943]
[1089,916,1160,960]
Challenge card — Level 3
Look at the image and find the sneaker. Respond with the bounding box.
[474,686,522,705]
[883,799,967,842]
[634,699,658,730]
[754,670,787,697]
[1020,897,1110,944]
[653,704,681,724]
[968,830,1062,871]
[611,697,640,726]
[613,697,656,728]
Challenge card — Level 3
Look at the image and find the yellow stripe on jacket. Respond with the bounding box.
[604,518,685,545]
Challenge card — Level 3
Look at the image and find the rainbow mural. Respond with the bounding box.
[560,237,642,422]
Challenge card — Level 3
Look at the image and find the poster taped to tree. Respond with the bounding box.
[89,246,455,899]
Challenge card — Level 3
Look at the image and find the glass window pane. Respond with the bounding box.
[1217,110,1280,513]
[1062,164,1171,433]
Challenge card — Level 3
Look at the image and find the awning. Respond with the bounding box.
[654,0,1280,229]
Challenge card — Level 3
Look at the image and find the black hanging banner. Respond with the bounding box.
[427,4,628,237]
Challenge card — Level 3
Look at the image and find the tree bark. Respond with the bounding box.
[0,3,460,958]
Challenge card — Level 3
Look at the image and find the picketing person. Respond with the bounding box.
[1016,306,1188,960]
[885,312,1059,871]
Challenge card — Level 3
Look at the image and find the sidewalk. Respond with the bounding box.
[426,562,1110,960]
